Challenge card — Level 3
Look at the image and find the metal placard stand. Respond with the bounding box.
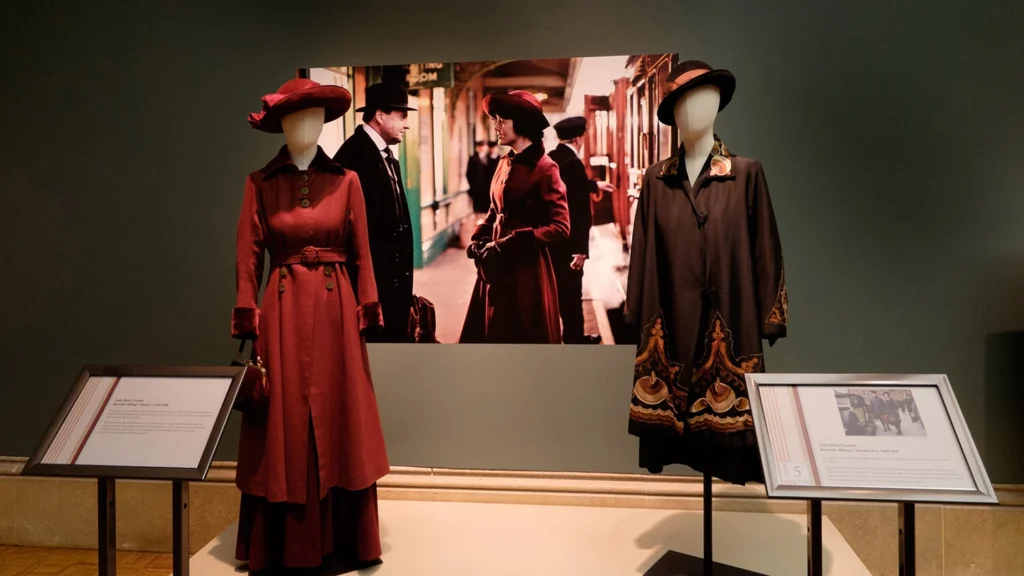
[745,373,998,576]
[21,365,247,576]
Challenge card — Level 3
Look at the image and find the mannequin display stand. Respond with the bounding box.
[644,474,767,576]
[626,58,787,576]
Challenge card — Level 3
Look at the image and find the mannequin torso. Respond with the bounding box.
[673,85,721,185]
[281,107,325,170]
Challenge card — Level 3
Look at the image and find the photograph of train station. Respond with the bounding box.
[304,53,680,345]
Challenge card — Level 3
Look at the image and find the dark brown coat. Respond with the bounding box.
[625,144,788,485]
[459,143,570,343]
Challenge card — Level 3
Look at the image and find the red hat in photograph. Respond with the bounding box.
[248,78,353,133]
[656,60,736,126]
[483,90,550,130]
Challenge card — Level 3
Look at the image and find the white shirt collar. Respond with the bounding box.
[361,123,389,153]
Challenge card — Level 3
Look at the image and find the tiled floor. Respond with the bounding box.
[0,546,171,575]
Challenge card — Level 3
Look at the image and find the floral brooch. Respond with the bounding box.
[708,155,732,177]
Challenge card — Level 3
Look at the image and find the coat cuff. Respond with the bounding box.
[232,307,260,339]
[358,301,383,334]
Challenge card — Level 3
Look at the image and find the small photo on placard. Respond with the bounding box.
[832,388,927,438]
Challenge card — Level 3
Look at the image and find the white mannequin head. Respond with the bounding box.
[280,107,325,170]
[281,107,325,152]
[673,85,720,142]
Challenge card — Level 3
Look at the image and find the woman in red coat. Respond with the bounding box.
[231,79,390,575]
[458,90,571,343]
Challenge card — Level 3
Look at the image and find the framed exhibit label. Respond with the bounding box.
[744,373,997,504]
[22,365,246,481]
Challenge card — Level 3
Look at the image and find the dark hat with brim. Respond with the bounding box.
[553,116,587,140]
[483,90,550,130]
[656,60,736,127]
[248,78,352,133]
[355,82,418,113]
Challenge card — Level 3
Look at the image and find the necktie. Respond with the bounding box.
[383,147,404,228]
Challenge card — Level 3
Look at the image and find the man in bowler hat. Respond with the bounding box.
[334,82,418,343]
[548,116,613,344]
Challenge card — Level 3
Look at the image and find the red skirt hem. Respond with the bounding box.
[235,423,382,574]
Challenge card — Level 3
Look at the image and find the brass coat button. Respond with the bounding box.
[324,267,333,276]
[279,268,287,277]
[326,281,334,290]
[300,186,310,195]
[300,173,309,182]
[278,283,285,293]
[300,198,311,208]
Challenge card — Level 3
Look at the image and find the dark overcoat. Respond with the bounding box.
[625,144,788,485]
[333,125,414,343]
[459,143,570,343]
[547,143,595,259]
[231,145,390,504]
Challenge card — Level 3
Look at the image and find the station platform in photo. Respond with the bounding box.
[179,499,870,575]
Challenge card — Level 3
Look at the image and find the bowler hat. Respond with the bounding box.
[483,90,550,131]
[355,82,418,113]
[553,116,587,140]
[656,60,736,127]
[248,78,352,133]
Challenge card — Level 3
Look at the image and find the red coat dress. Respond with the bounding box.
[231,145,389,504]
[458,143,570,343]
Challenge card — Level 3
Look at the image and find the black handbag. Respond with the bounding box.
[407,293,438,343]
[231,339,268,412]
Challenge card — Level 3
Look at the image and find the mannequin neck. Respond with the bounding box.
[680,128,715,183]
[288,143,318,171]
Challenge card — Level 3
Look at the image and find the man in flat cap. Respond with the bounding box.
[334,82,418,343]
[548,116,613,344]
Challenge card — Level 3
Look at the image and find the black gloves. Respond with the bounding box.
[467,229,535,261]
[467,240,487,260]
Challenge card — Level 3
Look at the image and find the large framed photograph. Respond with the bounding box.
[297,53,681,346]
[21,365,245,481]
[745,373,997,504]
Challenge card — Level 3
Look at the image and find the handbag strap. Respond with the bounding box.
[234,338,257,364]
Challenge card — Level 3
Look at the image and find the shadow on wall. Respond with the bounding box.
[984,330,1024,486]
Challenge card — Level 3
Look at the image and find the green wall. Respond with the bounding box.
[1,0,1023,483]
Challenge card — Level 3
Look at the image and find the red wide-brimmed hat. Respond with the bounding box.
[248,78,353,133]
[482,90,550,130]
[656,60,736,126]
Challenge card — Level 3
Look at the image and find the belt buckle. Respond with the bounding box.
[300,246,320,265]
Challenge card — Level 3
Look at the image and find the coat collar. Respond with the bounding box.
[507,141,545,166]
[359,123,390,152]
[657,135,735,184]
[262,145,345,179]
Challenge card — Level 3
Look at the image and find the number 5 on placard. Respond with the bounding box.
[782,462,810,484]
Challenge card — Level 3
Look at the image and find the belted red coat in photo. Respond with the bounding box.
[458,142,570,343]
[231,145,390,505]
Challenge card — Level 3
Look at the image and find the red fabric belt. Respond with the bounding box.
[270,246,347,267]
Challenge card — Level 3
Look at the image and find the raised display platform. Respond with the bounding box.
[174,499,870,575]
